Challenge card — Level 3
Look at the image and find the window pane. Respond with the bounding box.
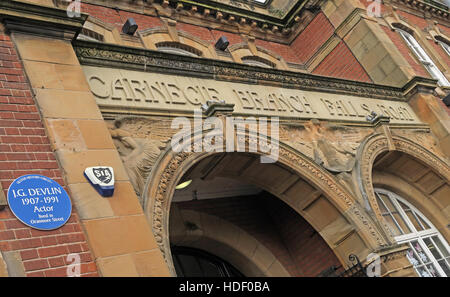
[383,214,402,236]
[397,200,410,211]
[437,259,450,276]
[376,196,388,213]
[418,216,431,230]
[423,237,442,260]
[425,264,439,277]
[440,41,450,55]
[432,236,450,257]
[378,193,397,212]
[412,241,431,264]
[404,210,423,231]
[416,266,432,277]
[392,212,411,234]
[406,247,421,267]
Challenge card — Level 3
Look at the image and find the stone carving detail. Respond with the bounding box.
[281,121,373,173]
[107,117,172,203]
[393,129,448,162]
[74,44,406,100]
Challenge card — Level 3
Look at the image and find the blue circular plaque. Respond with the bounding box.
[7,175,72,230]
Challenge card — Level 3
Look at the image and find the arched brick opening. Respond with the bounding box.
[144,131,387,276]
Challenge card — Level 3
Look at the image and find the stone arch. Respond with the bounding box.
[170,208,290,277]
[139,27,217,58]
[228,43,287,69]
[357,133,450,244]
[143,129,388,275]
[78,16,122,44]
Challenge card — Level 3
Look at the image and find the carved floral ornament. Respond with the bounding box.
[357,133,450,244]
[142,130,390,266]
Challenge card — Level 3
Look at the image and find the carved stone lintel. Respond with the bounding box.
[371,244,417,277]
[74,41,407,101]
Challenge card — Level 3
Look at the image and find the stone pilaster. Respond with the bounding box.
[1,0,169,276]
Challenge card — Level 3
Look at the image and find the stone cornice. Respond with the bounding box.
[0,0,87,40]
[390,0,449,20]
[74,40,438,101]
[54,0,323,41]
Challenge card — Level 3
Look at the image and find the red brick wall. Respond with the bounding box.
[255,39,298,63]
[175,193,341,277]
[312,41,373,82]
[382,26,430,79]
[80,2,122,29]
[81,3,162,31]
[262,195,342,277]
[177,22,215,43]
[0,32,98,277]
[290,12,335,64]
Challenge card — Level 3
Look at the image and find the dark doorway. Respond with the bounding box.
[171,246,244,277]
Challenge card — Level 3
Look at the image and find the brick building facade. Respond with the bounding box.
[0,0,448,277]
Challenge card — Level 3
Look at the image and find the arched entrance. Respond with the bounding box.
[357,133,450,277]
[143,131,388,276]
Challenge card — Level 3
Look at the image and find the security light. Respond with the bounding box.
[215,36,229,51]
[122,18,138,35]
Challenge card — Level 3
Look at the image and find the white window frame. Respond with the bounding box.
[438,40,450,56]
[396,28,450,86]
[375,188,450,277]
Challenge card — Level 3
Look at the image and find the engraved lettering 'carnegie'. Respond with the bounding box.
[84,66,420,124]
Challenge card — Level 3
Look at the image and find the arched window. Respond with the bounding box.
[374,188,450,277]
[396,28,449,86]
[156,42,202,57]
[241,56,275,68]
[171,246,244,277]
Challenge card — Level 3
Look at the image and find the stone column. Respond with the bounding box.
[1,0,169,276]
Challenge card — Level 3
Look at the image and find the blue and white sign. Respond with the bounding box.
[7,175,72,230]
[84,166,115,197]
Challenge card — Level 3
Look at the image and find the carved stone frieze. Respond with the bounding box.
[74,41,410,101]
[107,117,174,203]
[280,121,374,173]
